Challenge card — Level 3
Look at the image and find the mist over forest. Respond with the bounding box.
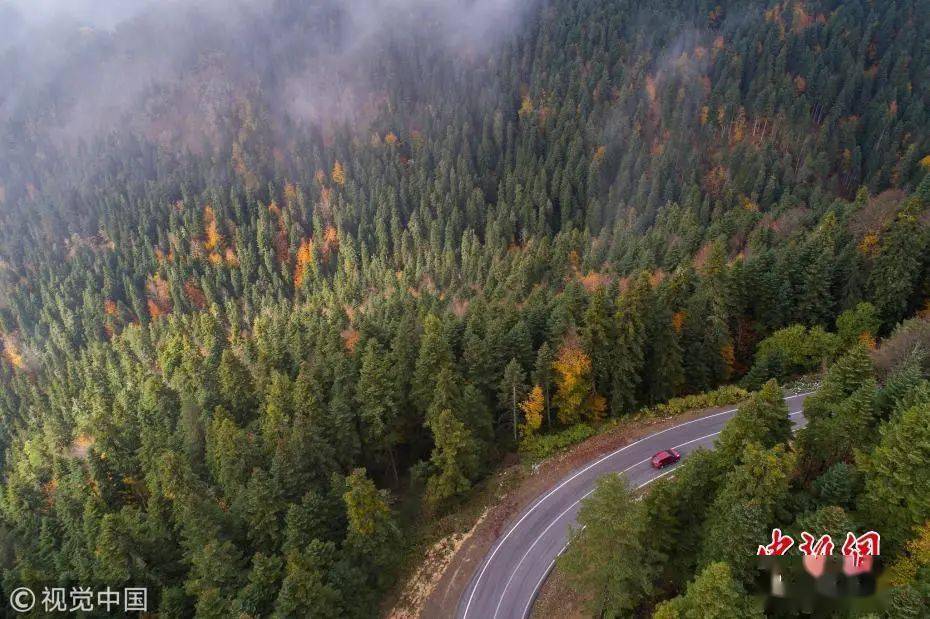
[1,0,930,616]
[1,0,527,163]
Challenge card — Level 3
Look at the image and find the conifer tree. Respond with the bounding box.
[580,287,617,404]
[217,349,258,424]
[499,358,528,441]
[612,273,649,413]
[425,410,478,509]
[716,380,791,463]
[356,340,401,482]
[653,562,763,619]
[533,342,555,426]
[859,401,930,550]
[643,296,684,404]
[342,468,399,574]
[413,314,453,415]
[559,474,653,616]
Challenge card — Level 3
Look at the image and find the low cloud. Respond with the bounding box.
[0,0,532,144]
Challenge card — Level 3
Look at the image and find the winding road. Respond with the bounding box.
[457,392,811,619]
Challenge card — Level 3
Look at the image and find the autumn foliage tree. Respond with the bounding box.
[552,338,605,425]
[519,385,545,440]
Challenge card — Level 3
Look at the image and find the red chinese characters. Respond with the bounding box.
[758,528,795,556]
[758,529,881,578]
[842,531,880,574]
[799,532,835,556]
[799,532,835,578]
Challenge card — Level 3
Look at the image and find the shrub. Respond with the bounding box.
[520,424,596,460]
[743,324,839,388]
[836,302,881,347]
[638,385,749,420]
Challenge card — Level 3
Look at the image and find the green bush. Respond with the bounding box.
[836,302,880,347]
[520,424,596,460]
[743,325,840,389]
[638,385,749,420]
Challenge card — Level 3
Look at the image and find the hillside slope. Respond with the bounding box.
[0,0,929,615]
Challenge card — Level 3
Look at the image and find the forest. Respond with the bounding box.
[1,0,929,615]
[562,323,930,616]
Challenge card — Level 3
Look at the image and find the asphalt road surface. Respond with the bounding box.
[457,392,811,619]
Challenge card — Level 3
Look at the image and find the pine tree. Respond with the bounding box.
[342,468,399,575]
[206,408,254,499]
[580,287,617,404]
[498,358,527,441]
[185,537,245,618]
[869,209,927,328]
[859,401,930,550]
[237,468,284,552]
[643,295,684,404]
[413,314,453,415]
[611,273,649,413]
[356,340,401,482]
[682,284,731,392]
[653,562,763,619]
[699,444,796,580]
[425,410,478,509]
[800,344,874,422]
[217,349,258,424]
[533,342,555,427]
[427,366,467,427]
[275,540,343,618]
[639,449,728,590]
[235,553,283,617]
[559,474,653,616]
[797,345,878,477]
[716,380,791,463]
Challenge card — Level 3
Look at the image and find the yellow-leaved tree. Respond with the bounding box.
[520,385,545,439]
[332,161,346,186]
[887,520,930,586]
[552,339,605,425]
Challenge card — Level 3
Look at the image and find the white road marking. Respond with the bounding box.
[522,557,557,619]
[503,430,719,618]
[516,409,808,618]
[462,393,811,618]
[494,425,738,618]
[519,466,681,618]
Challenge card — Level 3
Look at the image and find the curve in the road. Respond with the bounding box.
[458,392,811,619]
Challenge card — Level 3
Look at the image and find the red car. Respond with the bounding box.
[650,449,681,469]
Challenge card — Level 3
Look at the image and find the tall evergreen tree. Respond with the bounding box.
[498,358,528,441]
[356,340,401,482]
[559,474,653,617]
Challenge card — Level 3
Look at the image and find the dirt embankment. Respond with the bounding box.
[391,402,744,619]
[530,564,588,619]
